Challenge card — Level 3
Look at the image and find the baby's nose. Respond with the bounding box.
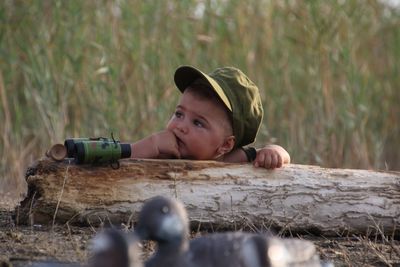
[176,121,188,134]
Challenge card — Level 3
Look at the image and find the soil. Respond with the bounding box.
[1,212,399,267]
[0,195,399,267]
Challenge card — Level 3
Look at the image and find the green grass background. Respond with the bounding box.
[1,0,399,193]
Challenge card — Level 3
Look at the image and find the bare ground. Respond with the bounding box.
[0,194,399,267]
[1,212,399,267]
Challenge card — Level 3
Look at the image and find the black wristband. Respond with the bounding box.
[241,147,257,162]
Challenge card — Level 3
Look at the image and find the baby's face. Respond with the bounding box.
[166,89,233,160]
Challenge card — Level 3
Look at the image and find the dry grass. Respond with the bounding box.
[1,1,400,194]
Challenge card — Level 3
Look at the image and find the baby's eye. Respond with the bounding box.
[193,119,204,128]
[175,111,183,118]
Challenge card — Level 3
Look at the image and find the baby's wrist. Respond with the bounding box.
[241,147,257,162]
[149,134,162,157]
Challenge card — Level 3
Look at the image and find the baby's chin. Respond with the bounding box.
[179,152,196,160]
[177,142,210,160]
[180,151,213,160]
[178,148,198,160]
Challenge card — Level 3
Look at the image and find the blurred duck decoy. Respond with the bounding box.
[89,228,142,267]
[134,196,330,267]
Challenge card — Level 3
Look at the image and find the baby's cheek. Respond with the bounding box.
[183,145,202,160]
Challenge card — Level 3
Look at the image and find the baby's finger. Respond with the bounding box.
[264,154,272,169]
[254,152,265,168]
[276,154,283,168]
[167,142,181,159]
[165,130,181,159]
[172,147,181,159]
[270,153,279,169]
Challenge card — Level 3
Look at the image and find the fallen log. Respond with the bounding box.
[17,158,400,236]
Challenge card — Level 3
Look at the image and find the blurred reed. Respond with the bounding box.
[0,0,399,196]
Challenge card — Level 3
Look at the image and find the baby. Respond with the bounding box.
[130,66,290,169]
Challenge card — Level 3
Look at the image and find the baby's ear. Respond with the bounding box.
[219,135,235,154]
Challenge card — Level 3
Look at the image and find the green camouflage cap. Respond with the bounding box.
[174,65,263,148]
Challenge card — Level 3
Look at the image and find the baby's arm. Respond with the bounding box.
[130,130,181,159]
[224,145,290,169]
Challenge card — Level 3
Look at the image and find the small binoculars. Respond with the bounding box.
[47,137,131,165]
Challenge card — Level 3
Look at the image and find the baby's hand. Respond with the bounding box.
[254,145,290,169]
[150,130,181,159]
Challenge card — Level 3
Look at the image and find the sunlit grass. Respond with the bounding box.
[0,0,399,194]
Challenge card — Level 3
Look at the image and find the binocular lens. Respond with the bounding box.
[64,138,91,158]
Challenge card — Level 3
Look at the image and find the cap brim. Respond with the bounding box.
[174,66,232,111]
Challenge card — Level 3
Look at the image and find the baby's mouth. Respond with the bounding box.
[177,138,185,149]
[172,130,186,155]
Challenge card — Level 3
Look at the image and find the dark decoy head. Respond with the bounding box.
[89,228,142,267]
[135,196,189,245]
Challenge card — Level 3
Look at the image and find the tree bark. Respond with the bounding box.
[17,158,400,236]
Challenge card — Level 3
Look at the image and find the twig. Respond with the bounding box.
[52,164,70,230]
[28,190,37,229]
